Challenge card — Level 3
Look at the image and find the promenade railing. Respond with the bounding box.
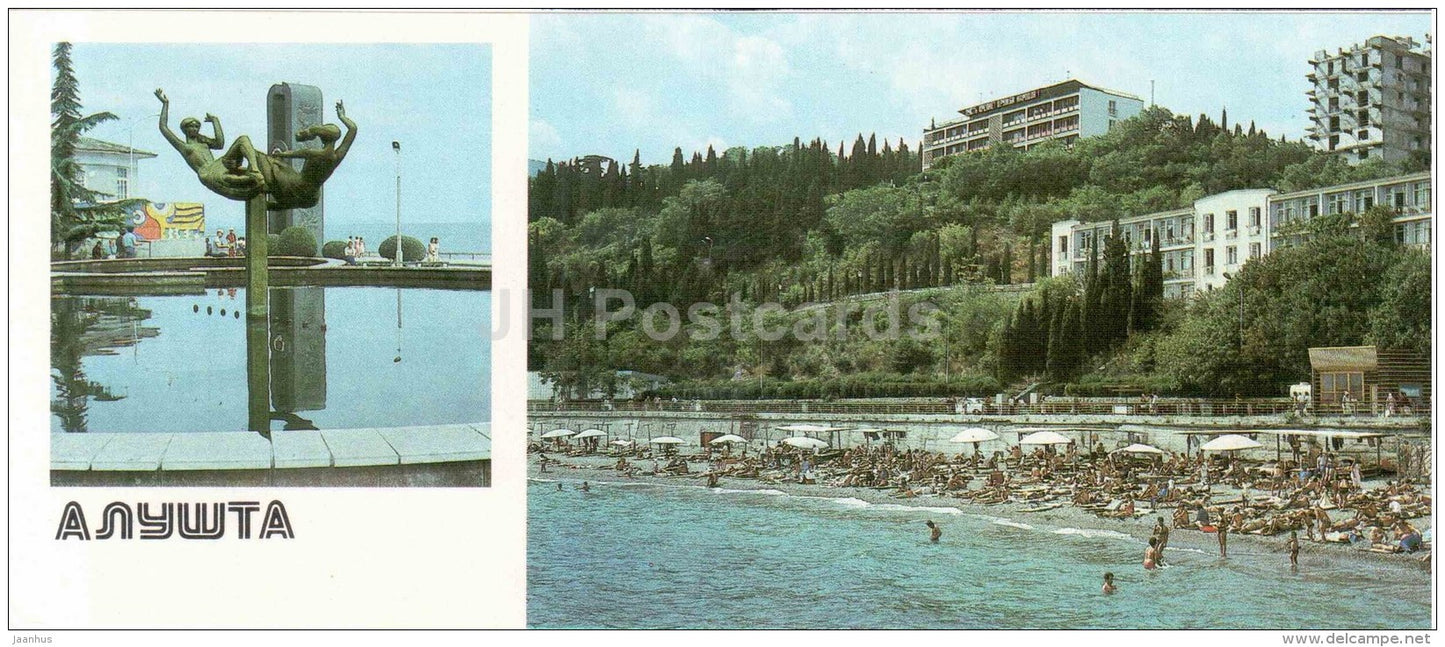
[528,398,1431,419]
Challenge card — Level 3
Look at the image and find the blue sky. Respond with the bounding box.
[530,11,1432,165]
[72,43,491,230]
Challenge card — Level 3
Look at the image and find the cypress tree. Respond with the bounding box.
[1045,297,1067,381]
[1101,223,1132,348]
[1082,238,1103,353]
[1062,299,1084,380]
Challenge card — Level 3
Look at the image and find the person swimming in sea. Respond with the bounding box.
[1102,572,1117,594]
[1144,537,1160,570]
[581,481,591,492]
[926,520,942,543]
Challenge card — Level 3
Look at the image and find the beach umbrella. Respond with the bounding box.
[710,434,747,445]
[540,429,576,439]
[573,429,607,440]
[650,436,685,445]
[1111,443,1166,455]
[1200,434,1263,452]
[951,427,999,444]
[781,437,829,450]
[1018,431,1074,446]
[609,439,634,446]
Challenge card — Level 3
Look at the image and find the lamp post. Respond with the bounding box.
[392,140,402,266]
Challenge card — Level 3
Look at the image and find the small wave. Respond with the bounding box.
[529,477,559,483]
[992,519,1035,530]
[873,503,964,516]
[1166,547,1210,555]
[1053,527,1135,541]
[829,497,871,507]
[712,488,786,496]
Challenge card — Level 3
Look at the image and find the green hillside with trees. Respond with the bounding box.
[528,106,1429,399]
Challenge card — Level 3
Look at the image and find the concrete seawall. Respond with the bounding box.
[530,409,1430,461]
[52,256,490,294]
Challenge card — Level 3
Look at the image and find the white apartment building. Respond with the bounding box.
[75,136,155,201]
[1305,35,1431,164]
[1051,173,1431,297]
[1269,172,1431,250]
[922,79,1144,170]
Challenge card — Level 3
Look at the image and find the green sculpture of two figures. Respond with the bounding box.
[154,87,357,319]
[155,88,356,209]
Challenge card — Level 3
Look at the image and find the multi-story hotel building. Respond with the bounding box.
[1305,35,1431,164]
[922,79,1144,170]
[1268,172,1432,250]
[1051,172,1431,297]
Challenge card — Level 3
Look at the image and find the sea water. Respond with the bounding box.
[527,480,1431,629]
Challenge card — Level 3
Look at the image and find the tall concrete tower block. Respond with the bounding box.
[266,83,325,243]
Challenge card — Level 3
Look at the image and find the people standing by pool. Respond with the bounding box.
[356,236,366,260]
[1102,572,1117,594]
[226,228,238,256]
[119,227,141,258]
[207,229,229,258]
[426,236,440,263]
[926,520,941,543]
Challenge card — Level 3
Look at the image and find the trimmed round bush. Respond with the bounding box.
[322,240,349,260]
[379,234,426,262]
[266,233,281,254]
[274,226,318,257]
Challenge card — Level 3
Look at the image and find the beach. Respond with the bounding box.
[528,453,1431,629]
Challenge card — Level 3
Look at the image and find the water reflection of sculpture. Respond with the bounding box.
[50,298,158,433]
[266,287,327,431]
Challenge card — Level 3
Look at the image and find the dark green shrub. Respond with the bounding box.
[379,235,426,262]
[322,240,349,260]
[274,226,318,257]
[266,233,281,253]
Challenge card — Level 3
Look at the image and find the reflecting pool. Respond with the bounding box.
[51,287,489,433]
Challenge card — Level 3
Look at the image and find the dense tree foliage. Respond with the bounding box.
[529,105,1427,397]
[1157,214,1426,395]
[51,42,137,259]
